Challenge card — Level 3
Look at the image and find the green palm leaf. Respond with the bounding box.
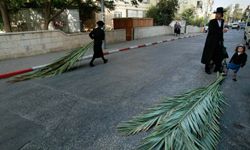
[10,42,93,82]
[117,87,206,135]
[117,75,226,150]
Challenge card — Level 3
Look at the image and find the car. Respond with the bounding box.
[224,24,229,29]
[239,22,246,29]
[244,22,250,49]
[232,23,240,29]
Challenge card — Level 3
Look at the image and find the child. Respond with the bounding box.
[89,21,108,67]
[223,44,247,81]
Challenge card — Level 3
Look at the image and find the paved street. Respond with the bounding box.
[0,30,249,150]
[0,34,190,74]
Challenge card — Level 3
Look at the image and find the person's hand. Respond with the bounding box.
[223,28,228,33]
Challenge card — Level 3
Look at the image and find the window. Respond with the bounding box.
[114,12,122,18]
[127,10,144,18]
[142,0,150,4]
[197,1,203,9]
[124,0,129,4]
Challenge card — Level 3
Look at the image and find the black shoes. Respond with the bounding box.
[89,59,108,67]
[89,63,95,67]
[205,69,211,74]
[104,59,108,64]
[213,67,222,73]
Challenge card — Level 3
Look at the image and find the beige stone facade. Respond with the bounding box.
[0,29,126,60]
[100,0,158,28]
[178,0,214,18]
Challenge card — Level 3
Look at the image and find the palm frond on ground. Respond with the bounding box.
[118,75,225,150]
[10,42,93,82]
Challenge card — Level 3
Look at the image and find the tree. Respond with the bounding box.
[0,0,25,32]
[146,6,159,25]
[223,6,232,22]
[77,0,115,32]
[232,4,243,22]
[0,1,11,32]
[181,8,195,25]
[192,17,204,27]
[242,5,250,21]
[0,0,140,32]
[146,0,179,25]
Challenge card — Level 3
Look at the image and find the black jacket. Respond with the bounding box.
[89,27,105,58]
[230,52,247,67]
[201,19,224,64]
[89,27,105,43]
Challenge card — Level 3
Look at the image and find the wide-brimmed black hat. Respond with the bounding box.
[213,7,226,14]
[96,21,105,27]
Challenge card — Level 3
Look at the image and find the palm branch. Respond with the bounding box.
[117,75,226,150]
[10,42,93,82]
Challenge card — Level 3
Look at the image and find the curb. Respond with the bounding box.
[0,34,201,79]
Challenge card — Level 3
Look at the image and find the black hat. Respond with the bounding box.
[213,7,226,14]
[96,21,105,27]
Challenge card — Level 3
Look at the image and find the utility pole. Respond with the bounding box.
[101,0,106,48]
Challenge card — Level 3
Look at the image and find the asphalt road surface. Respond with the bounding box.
[0,30,249,150]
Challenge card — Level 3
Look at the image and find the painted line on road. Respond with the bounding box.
[119,47,130,51]
[0,34,201,79]
[108,49,120,54]
[129,45,139,49]
[0,68,33,79]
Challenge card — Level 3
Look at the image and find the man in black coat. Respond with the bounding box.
[201,7,228,74]
[89,21,108,67]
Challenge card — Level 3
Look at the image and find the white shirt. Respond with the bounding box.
[217,20,222,27]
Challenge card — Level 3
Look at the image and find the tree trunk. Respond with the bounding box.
[43,0,74,30]
[43,0,52,30]
[0,1,11,32]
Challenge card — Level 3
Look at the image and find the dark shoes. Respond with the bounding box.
[89,63,95,67]
[221,72,227,76]
[213,67,222,73]
[90,59,108,67]
[232,78,237,81]
[205,69,211,74]
[104,59,108,64]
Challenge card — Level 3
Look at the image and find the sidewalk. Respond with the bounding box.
[0,33,202,74]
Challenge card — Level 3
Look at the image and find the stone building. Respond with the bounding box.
[177,0,214,18]
[100,0,158,29]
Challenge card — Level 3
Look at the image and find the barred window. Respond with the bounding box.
[114,12,122,18]
[197,1,203,9]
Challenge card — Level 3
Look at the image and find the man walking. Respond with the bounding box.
[201,7,228,74]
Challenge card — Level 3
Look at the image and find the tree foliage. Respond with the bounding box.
[223,6,232,22]
[191,17,204,27]
[242,6,250,21]
[0,0,142,32]
[146,0,179,25]
[232,4,243,22]
[181,8,195,25]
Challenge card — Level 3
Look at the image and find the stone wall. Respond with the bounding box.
[186,25,202,34]
[0,29,126,60]
[133,25,201,40]
[134,26,174,40]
